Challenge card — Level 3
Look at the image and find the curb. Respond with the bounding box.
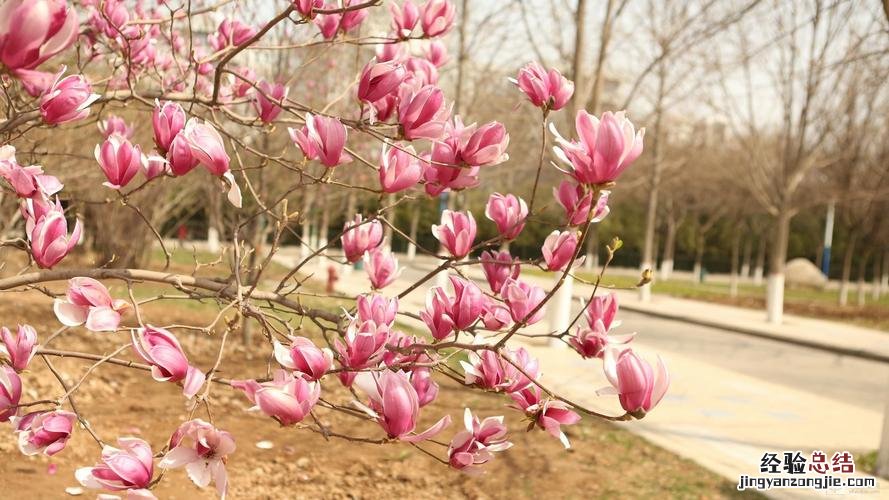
[612,300,889,365]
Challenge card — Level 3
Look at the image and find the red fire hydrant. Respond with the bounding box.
[326,264,339,293]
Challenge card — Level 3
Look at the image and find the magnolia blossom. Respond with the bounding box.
[461,122,509,167]
[461,346,539,393]
[341,214,383,263]
[432,209,476,258]
[167,133,199,176]
[273,336,333,381]
[354,370,451,441]
[160,419,236,499]
[420,287,455,340]
[152,100,186,154]
[40,69,100,125]
[510,385,581,448]
[143,154,170,180]
[98,115,133,139]
[553,181,611,226]
[513,62,574,111]
[232,369,320,426]
[364,248,400,289]
[425,41,448,67]
[552,111,644,186]
[230,66,257,98]
[313,0,368,39]
[182,118,241,207]
[569,322,634,359]
[76,438,156,496]
[501,278,546,325]
[420,0,456,37]
[390,0,420,38]
[584,292,620,331]
[0,145,62,198]
[131,326,206,398]
[357,59,405,103]
[542,230,581,271]
[294,0,324,18]
[0,366,22,422]
[484,193,527,241]
[382,330,422,367]
[447,276,484,330]
[480,250,520,294]
[397,84,448,140]
[0,324,38,372]
[289,114,351,167]
[404,56,439,86]
[356,293,398,327]
[0,0,78,72]
[334,320,390,386]
[95,135,145,190]
[448,408,512,473]
[602,348,669,416]
[481,298,512,331]
[210,19,256,51]
[253,80,288,123]
[23,197,82,269]
[53,277,130,332]
[410,367,439,407]
[379,144,423,193]
[14,409,76,456]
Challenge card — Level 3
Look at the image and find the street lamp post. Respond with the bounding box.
[821,201,835,277]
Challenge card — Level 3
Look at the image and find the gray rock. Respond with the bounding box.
[785,258,827,289]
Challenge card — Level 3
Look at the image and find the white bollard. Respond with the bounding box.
[547,274,573,349]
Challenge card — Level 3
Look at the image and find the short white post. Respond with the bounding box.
[547,274,573,348]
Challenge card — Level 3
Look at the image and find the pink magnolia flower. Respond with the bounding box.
[461,346,539,393]
[313,11,341,39]
[510,385,580,448]
[273,336,333,381]
[364,248,400,289]
[252,80,288,123]
[370,93,397,121]
[602,348,669,416]
[420,0,455,37]
[376,42,406,64]
[356,293,398,327]
[95,135,145,190]
[0,366,22,422]
[357,59,405,103]
[232,369,320,426]
[513,62,574,111]
[294,0,324,18]
[0,146,62,198]
[552,110,644,186]
[334,320,390,386]
[554,181,610,226]
[404,56,439,86]
[448,408,512,473]
[425,40,448,67]
[167,133,199,176]
[143,154,170,180]
[340,0,370,32]
[341,214,383,263]
[90,0,133,38]
[379,144,423,193]
[98,115,133,139]
[398,84,448,140]
[152,100,186,154]
[584,292,620,331]
[542,230,581,271]
[569,321,634,359]
[231,66,257,98]
[0,0,78,72]
[182,118,241,207]
[288,113,351,167]
[432,209,476,258]
[410,367,439,407]
[354,370,450,441]
[40,69,100,125]
[75,437,156,495]
[480,250,520,294]
[501,278,546,325]
[23,197,82,269]
[131,326,206,398]
[210,19,256,51]
[53,277,130,332]
[485,193,527,241]
[159,419,235,499]
[447,276,483,331]
[14,68,56,97]
[461,121,509,167]
[390,0,420,38]
[420,287,455,341]
[481,298,512,331]
[381,330,422,367]
[0,324,38,372]
[14,409,75,456]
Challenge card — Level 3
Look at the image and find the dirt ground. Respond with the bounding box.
[0,270,754,499]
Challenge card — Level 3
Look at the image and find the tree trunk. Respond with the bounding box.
[693,232,705,284]
[753,237,766,285]
[875,253,884,300]
[839,232,858,306]
[568,0,589,117]
[206,187,222,254]
[740,236,752,280]
[856,252,870,307]
[766,209,792,324]
[660,218,677,281]
[407,208,420,260]
[639,62,666,302]
[730,228,741,298]
[584,224,599,271]
[382,194,395,253]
